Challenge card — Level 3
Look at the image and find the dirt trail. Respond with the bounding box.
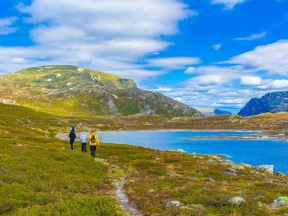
[56,133,142,216]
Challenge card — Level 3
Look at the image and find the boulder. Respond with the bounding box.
[166,200,182,208]
[228,196,246,206]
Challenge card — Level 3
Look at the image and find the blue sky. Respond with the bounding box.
[1,0,288,113]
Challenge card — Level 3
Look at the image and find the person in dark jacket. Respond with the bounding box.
[69,127,76,150]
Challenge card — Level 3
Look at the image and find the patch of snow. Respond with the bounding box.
[56,73,61,77]
[77,67,84,72]
[66,82,73,86]
[47,79,52,82]
[45,66,53,69]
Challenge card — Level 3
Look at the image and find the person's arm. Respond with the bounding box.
[96,135,100,146]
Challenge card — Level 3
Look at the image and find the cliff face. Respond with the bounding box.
[238,91,288,116]
[0,65,201,117]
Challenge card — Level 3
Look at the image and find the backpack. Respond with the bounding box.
[91,135,96,143]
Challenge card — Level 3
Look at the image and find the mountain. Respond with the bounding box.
[0,65,201,117]
[214,109,232,115]
[200,108,232,116]
[238,91,288,116]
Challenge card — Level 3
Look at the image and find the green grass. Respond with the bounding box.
[0,104,126,215]
[97,144,288,216]
[1,103,288,215]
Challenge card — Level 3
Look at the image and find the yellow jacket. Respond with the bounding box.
[88,133,100,146]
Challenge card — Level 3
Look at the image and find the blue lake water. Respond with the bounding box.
[98,130,288,174]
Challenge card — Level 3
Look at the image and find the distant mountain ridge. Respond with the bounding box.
[214,109,232,115]
[0,65,201,117]
[201,108,232,116]
[238,91,288,116]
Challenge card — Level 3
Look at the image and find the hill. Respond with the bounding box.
[238,91,288,116]
[0,65,201,117]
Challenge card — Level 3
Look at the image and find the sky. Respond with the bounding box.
[0,0,288,113]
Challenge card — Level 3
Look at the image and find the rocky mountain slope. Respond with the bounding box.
[0,65,201,117]
[238,91,288,116]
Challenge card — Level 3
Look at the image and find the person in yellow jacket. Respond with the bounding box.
[88,130,100,157]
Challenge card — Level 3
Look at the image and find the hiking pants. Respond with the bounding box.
[90,146,97,157]
[82,143,87,152]
[70,138,75,150]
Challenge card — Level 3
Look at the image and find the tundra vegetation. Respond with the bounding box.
[1,103,288,215]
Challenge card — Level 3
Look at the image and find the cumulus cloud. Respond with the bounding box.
[211,0,246,9]
[186,74,224,86]
[184,66,196,74]
[0,0,197,81]
[240,76,263,86]
[0,17,18,35]
[235,32,268,41]
[258,79,288,89]
[148,57,200,69]
[230,40,288,75]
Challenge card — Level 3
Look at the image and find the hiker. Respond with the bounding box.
[79,131,88,153]
[69,127,76,150]
[88,130,100,157]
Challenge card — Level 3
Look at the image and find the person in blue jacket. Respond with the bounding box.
[69,127,76,150]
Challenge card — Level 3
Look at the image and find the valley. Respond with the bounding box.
[1,66,288,215]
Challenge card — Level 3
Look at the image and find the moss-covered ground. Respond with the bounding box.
[1,103,288,215]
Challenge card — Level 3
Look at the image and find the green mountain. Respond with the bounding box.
[0,65,201,117]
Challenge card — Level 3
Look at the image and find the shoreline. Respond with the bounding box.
[56,133,286,176]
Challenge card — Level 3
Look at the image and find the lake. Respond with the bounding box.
[98,130,288,174]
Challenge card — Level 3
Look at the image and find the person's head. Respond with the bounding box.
[90,129,95,134]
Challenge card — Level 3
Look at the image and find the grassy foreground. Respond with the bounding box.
[1,103,288,215]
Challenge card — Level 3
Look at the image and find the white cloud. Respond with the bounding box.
[211,0,246,9]
[184,66,196,74]
[0,0,197,81]
[212,43,222,50]
[11,57,26,64]
[154,87,173,92]
[258,79,288,89]
[230,40,288,75]
[187,74,224,86]
[235,32,267,41]
[148,57,200,69]
[218,98,244,104]
[270,79,288,89]
[0,17,18,35]
[240,76,263,86]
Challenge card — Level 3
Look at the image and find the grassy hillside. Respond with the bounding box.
[0,65,201,117]
[0,104,126,215]
[1,104,288,215]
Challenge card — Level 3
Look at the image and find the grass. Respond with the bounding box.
[0,104,126,215]
[97,144,288,215]
[1,103,288,215]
